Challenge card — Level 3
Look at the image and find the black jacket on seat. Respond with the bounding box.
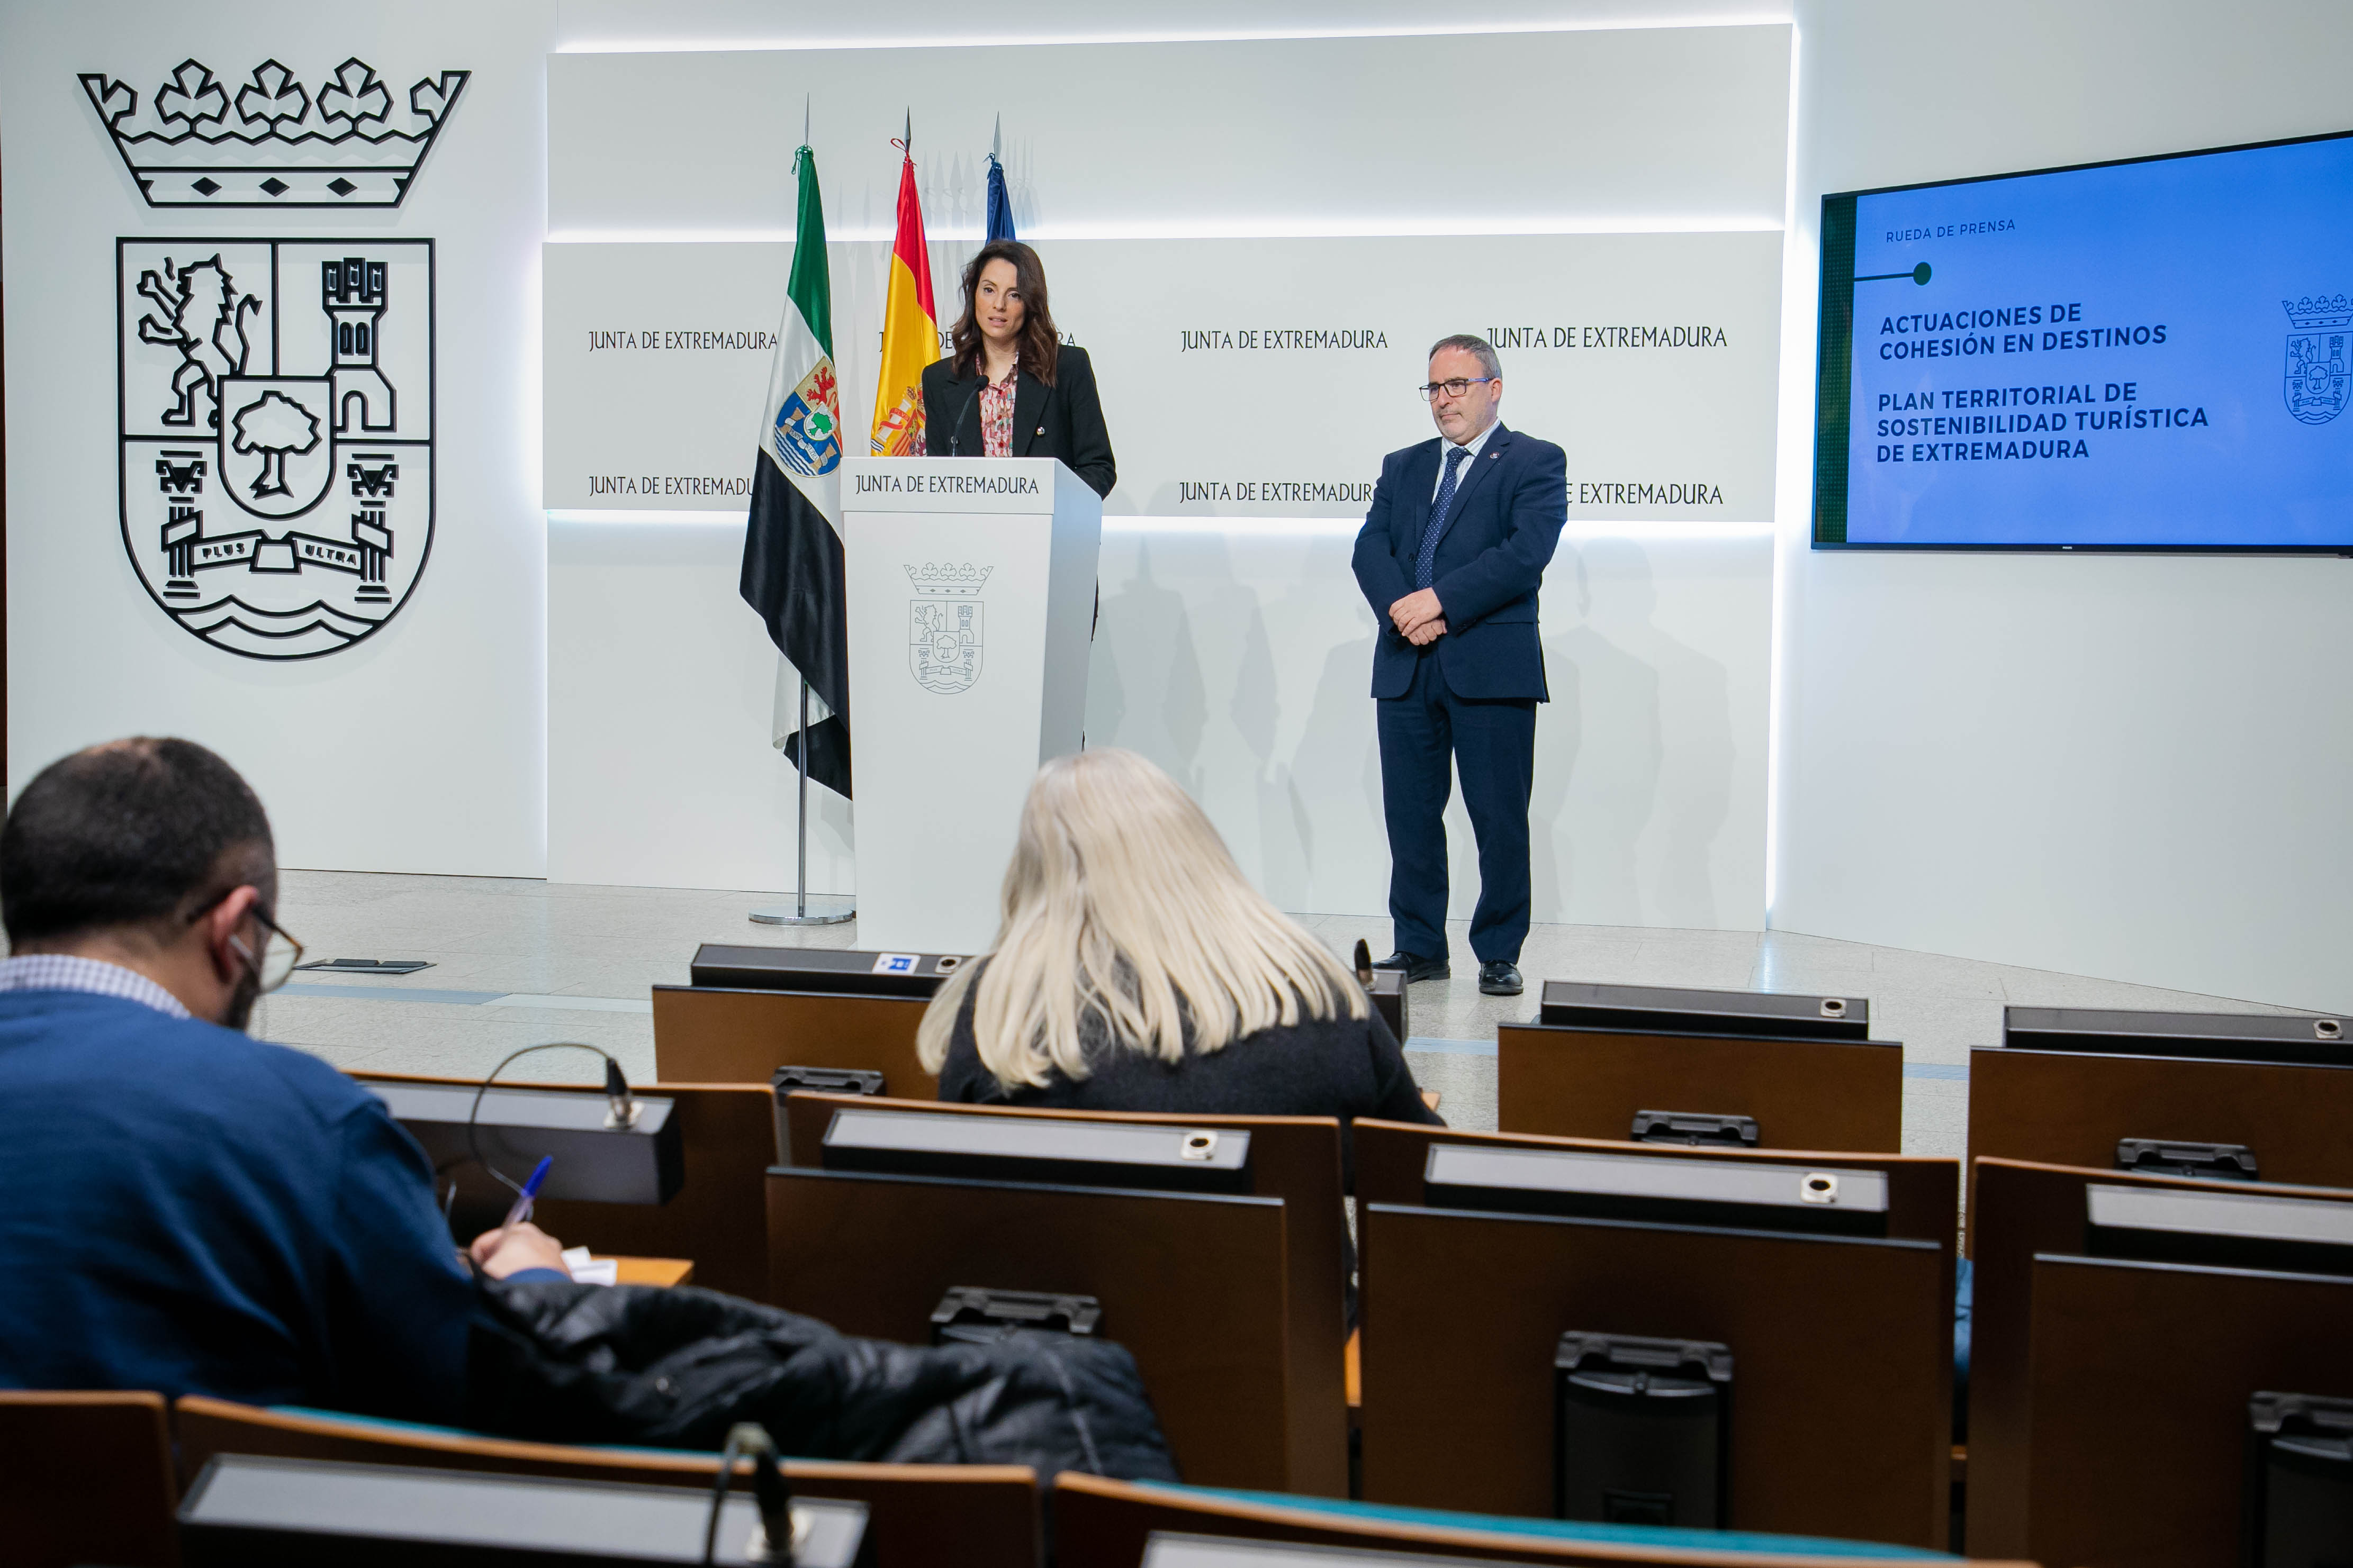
[467,1276,1178,1479]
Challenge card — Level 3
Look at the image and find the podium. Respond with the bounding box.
[842,458,1102,955]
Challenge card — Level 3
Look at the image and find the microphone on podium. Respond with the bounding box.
[945,381,982,456]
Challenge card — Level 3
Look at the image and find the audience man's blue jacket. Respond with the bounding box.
[0,989,477,1420]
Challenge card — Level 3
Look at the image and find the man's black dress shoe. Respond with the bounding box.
[1477,960,1524,996]
[1371,950,1450,984]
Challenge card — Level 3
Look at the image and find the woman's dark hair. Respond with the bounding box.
[948,240,1060,387]
[1,737,275,944]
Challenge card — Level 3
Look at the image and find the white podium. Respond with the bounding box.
[842,457,1102,954]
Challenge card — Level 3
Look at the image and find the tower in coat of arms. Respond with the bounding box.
[2282,293,2351,427]
[907,563,991,695]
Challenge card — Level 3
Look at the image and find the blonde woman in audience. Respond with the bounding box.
[920,748,1442,1130]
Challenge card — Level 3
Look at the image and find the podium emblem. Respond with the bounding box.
[2283,293,2352,425]
[119,241,434,658]
[906,562,991,694]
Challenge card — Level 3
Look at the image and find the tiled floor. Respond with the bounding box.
[254,869,2306,1161]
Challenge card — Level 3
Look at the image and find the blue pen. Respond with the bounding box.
[501,1155,554,1234]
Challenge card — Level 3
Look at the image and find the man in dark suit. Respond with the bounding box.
[1351,336,1566,995]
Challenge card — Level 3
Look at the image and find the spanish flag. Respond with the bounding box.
[869,142,936,455]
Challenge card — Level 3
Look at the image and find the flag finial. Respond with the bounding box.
[991,112,1002,162]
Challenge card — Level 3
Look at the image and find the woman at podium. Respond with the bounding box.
[917,748,1440,1128]
[921,240,1116,499]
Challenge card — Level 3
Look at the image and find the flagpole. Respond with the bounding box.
[796,676,810,919]
[750,675,853,925]
[749,122,853,930]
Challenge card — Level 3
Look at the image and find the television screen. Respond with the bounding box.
[1813,130,2353,551]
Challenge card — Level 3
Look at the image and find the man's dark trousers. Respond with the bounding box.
[1378,650,1537,963]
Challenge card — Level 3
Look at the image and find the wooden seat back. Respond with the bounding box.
[1967,1043,2353,1188]
[0,1390,178,1568]
[172,1395,1038,1568]
[780,1092,1349,1496]
[652,985,929,1092]
[1964,1155,2353,1557]
[1497,1021,1904,1151]
[1049,1472,2029,1566]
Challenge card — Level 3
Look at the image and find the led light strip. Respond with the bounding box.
[546,214,1786,246]
[553,14,1793,55]
[548,510,1774,540]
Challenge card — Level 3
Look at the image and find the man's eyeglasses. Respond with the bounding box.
[1417,377,1497,401]
[227,902,306,992]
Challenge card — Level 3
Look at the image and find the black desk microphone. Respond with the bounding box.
[945,380,982,456]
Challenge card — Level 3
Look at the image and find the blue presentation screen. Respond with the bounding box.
[1814,131,2353,550]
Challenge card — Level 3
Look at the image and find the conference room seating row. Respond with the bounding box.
[0,1390,2018,1568]
[362,1061,2353,1566]
[647,949,2353,1182]
[350,954,2353,1565]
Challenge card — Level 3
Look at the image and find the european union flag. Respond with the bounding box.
[986,151,1015,243]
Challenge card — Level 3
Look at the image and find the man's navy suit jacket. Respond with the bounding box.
[1351,422,1568,701]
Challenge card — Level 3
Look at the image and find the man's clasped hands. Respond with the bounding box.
[1388,586,1447,646]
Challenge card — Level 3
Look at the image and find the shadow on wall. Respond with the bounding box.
[1532,538,1735,928]
[1247,533,1376,912]
[1086,538,1209,794]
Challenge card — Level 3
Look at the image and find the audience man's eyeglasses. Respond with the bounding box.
[1417,377,1496,401]
[216,899,305,992]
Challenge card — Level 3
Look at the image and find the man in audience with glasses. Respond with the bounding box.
[1353,335,1567,999]
[0,737,567,1418]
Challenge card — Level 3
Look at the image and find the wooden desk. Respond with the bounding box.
[1354,1118,1959,1243]
[1496,1021,1904,1152]
[1968,1043,2353,1188]
[770,1165,1296,1492]
[173,1397,1039,1568]
[605,1256,693,1286]
[780,1092,1350,1497]
[652,984,929,1093]
[1358,1203,1951,1546]
[2020,1254,2353,1568]
[1963,1155,2353,1557]
[354,1073,775,1302]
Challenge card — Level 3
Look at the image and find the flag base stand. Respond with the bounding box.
[750,674,855,929]
[750,897,854,927]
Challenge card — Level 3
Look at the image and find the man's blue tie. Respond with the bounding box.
[1414,445,1473,590]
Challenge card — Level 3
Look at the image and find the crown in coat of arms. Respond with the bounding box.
[80,57,468,207]
[905,563,994,596]
[2282,294,2353,331]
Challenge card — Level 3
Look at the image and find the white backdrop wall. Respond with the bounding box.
[3,0,1785,889]
[540,24,1788,925]
[1774,0,2353,1011]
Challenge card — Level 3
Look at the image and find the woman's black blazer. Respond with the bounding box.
[921,344,1117,500]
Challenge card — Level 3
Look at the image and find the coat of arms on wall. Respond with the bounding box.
[88,56,461,659]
